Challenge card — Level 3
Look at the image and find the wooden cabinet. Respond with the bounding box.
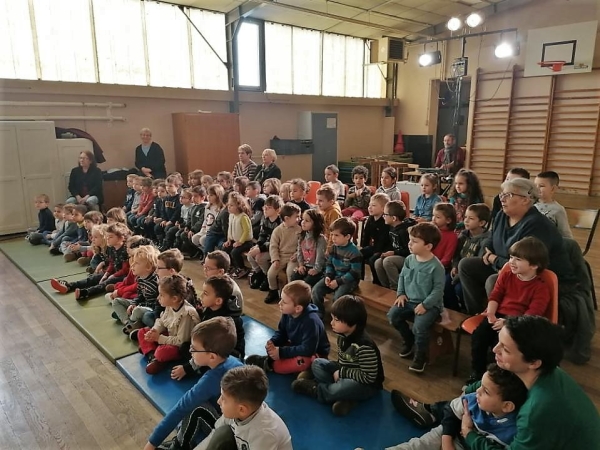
[172,113,240,177]
[102,180,128,211]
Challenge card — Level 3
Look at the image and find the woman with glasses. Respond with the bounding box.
[66,150,104,210]
[457,178,574,314]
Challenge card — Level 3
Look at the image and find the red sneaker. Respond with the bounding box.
[50,278,70,294]
[146,358,166,375]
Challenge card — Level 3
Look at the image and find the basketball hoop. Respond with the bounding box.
[537,60,566,72]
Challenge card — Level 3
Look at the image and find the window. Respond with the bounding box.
[265,23,292,94]
[322,33,346,97]
[235,20,263,89]
[189,9,228,91]
[93,0,146,85]
[292,27,321,95]
[0,0,36,80]
[144,1,191,88]
[33,0,96,82]
[345,36,365,97]
[365,41,386,98]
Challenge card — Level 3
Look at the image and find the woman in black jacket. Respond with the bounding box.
[67,150,104,210]
[252,148,282,185]
[135,128,166,179]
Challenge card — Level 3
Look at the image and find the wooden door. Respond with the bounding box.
[14,121,61,227]
[0,123,28,234]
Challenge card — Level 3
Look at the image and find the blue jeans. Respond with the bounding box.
[28,230,52,246]
[312,358,379,404]
[66,196,99,208]
[387,302,441,354]
[311,278,358,318]
[443,273,464,310]
[202,234,225,254]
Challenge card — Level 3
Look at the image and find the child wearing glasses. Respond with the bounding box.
[134,275,200,375]
[145,317,244,450]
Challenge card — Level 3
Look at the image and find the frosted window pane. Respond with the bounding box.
[322,33,345,97]
[345,36,364,98]
[236,21,261,87]
[0,0,37,80]
[292,28,320,95]
[265,22,292,94]
[190,9,228,91]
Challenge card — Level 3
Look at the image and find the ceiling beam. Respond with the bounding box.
[225,1,265,26]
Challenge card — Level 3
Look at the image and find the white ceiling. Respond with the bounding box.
[171,0,536,40]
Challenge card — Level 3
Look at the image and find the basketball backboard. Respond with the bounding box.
[524,21,597,77]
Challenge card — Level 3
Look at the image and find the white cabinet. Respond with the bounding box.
[0,121,63,235]
[56,138,94,201]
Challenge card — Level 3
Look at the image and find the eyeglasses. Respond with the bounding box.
[203,264,219,272]
[499,192,527,201]
[189,348,213,354]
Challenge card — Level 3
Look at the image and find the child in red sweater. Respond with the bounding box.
[431,203,458,269]
[469,236,550,383]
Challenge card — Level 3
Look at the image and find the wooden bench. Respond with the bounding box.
[356,282,468,373]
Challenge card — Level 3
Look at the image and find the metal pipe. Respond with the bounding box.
[177,5,228,68]
[0,101,126,107]
[0,116,126,121]
[409,28,518,46]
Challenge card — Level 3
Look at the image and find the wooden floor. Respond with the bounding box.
[1,191,599,448]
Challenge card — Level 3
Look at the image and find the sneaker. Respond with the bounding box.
[332,400,357,416]
[399,343,414,359]
[259,279,270,292]
[129,329,140,342]
[291,379,318,398]
[296,369,315,380]
[49,248,61,256]
[245,355,270,371]
[264,289,280,304]
[230,268,242,279]
[105,284,115,293]
[86,266,95,274]
[63,253,77,263]
[235,268,250,279]
[122,321,143,336]
[146,356,166,375]
[75,288,89,301]
[390,390,436,428]
[77,256,91,266]
[50,278,70,294]
[409,353,427,373]
[111,311,120,321]
[249,271,264,289]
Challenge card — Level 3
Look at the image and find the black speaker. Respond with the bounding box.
[403,135,434,168]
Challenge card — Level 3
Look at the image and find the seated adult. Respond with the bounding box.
[252,148,282,185]
[390,316,600,449]
[135,127,166,179]
[458,178,574,314]
[233,144,258,180]
[435,134,465,175]
[66,150,103,210]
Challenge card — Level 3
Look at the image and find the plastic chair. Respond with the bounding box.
[452,264,558,376]
[306,181,321,206]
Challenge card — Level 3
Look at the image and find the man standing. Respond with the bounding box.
[435,134,465,175]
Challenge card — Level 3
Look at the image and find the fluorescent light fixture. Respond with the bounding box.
[495,42,516,58]
[418,50,442,67]
[466,12,484,28]
[447,17,462,31]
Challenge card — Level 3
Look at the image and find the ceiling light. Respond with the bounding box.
[495,42,515,58]
[466,12,484,28]
[418,51,442,67]
[447,17,462,31]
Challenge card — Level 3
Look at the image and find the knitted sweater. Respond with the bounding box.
[227,213,252,243]
[325,241,362,285]
[337,328,384,388]
[452,229,490,270]
[433,228,459,268]
[321,203,342,251]
[344,186,371,210]
[397,254,445,310]
[233,160,258,180]
[269,223,301,262]
[376,185,400,201]
[534,201,573,238]
[153,301,200,347]
[37,208,55,233]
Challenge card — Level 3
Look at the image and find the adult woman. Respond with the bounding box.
[232,144,257,180]
[252,148,281,185]
[135,128,166,179]
[458,178,573,314]
[66,150,103,209]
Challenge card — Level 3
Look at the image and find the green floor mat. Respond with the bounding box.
[37,274,139,363]
[0,239,88,282]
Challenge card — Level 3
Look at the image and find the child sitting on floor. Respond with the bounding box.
[144,317,244,450]
[27,194,55,245]
[195,366,292,450]
[31,203,64,246]
[133,275,200,375]
[246,280,330,374]
[389,364,527,450]
[49,204,78,254]
[292,295,384,417]
[67,210,103,265]
[105,236,152,305]
[57,205,87,257]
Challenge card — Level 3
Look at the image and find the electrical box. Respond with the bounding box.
[370,37,406,63]
[451,57,469,78]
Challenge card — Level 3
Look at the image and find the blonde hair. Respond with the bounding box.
[132,245,160,271]
[280,182,291,202]
[91,224,108,256]
[263,178,281,195]
[106,207,127,224]
[238,144,253,155]
[262,148,277,161]
[140,127,152,136]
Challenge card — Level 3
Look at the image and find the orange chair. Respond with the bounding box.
[306,181,321,206]
[399,191,410,211]
[452,263,558,376]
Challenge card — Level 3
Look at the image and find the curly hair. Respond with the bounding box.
[227,192,251,216]
[448,169,484,205]
[158,274,193,307]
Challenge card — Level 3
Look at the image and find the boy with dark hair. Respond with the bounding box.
[388,364,527,450]
[387,222,444,373]
[144,317,244,450]
[171,274,245,381]
[248,194,284,290]
[343,165,371,220]
[393,316,600,450]
[360,193,390,285]
[196,366,292,450]
[27,194,55,245]
[246,280,330,374]
[374,200,416,291]
[264,202,302,304]
[534,170,572,238]
[179,186,207,257]
[311,218,362,318]
[468,236,551,384]
[292,295,384,416]
[58,204,88,257]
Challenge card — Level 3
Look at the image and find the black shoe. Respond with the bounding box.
[390,390,436,428]
[332,400,357,416]
[245,354,271,371]
[249,271,264,289]
[291,379,318,398]
[409,353,427,373]
[111,311,119,321]
[399,343,414,359]
[259,279,270,292]
[264,289,280,304]
[129,330,139,342]
[49,248,61,255]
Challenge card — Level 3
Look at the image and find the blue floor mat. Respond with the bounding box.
[116,316,423,450]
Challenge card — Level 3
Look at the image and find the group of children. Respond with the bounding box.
[24,143,576,448]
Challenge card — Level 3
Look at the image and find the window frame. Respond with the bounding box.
[233,18,265,92]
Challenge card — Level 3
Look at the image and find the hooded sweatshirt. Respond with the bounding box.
[452,229,490,270]
[271,303,330,359]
